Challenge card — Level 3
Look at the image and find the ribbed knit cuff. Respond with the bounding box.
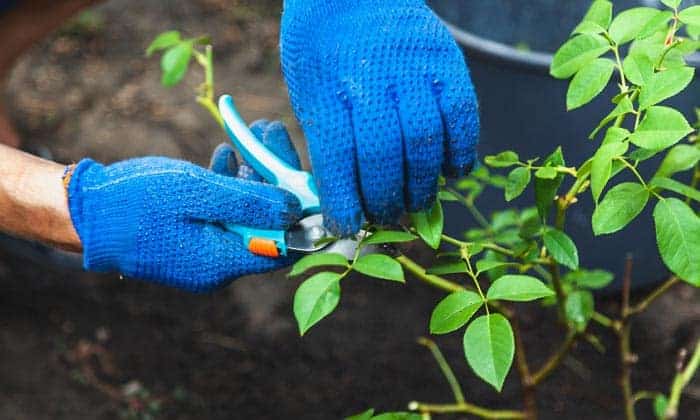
[66,158,119,273]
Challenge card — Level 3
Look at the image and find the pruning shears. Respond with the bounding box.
[218,94,374,259]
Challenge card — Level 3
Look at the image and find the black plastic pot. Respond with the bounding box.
[429,0,699,288]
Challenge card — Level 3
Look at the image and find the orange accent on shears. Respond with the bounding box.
[248,238,280,258]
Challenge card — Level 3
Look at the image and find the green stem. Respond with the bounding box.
[531,331,577,385]
[627,276,679,316]
[395,254,463,293]
[417,337,465,404]
[592,311,614,328]
[193,45,223,127]
[408,402,525,419]
[445,187,491,230]
[611,43,628,91]
[664,341,700,419]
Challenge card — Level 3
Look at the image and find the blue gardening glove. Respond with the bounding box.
[67,120,303,293]
[281,0,480,236]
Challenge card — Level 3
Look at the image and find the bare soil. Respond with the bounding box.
[1,1,699,419]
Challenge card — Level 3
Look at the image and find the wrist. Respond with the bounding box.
[0,145,82,251]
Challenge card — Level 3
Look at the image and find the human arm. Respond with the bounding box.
[0,121,303,292]
[0,144,81,251]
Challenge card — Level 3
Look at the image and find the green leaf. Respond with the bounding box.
[505,167,531,202]
[426,261,468,275]
[463,314,514,392]
[550,34,610,79]
[430,291,483,334]
[345,409,374,420]
[565,290,594,331]
[573,0,612,34]
[622,53,655,86]
[476,259,512,274]
[293,272,341,335]
[363,230,417,245]
[654,395,668,419]
[409,200,443,250]
[687,23,700,39]
[592,183,650,235]
[371,413,421,420]
[566,58,615,110]
[637,11,674,39]
[535,148,565,221]
[654,144,700,178]
[564,269,614,289]
[146,30,181,56]
[653,198,700,285]
[438,190,460,201]
[591,137,629,202]
[289,253,348,277]
[481,251,509,280]
[534,166,558,179]
[543,228,580,270]
[484,151,520,168]
[609,7,660,44]
[661,0,681,9]
[487,275,555,302]
[628,148,659,162]
[629,106,693,150]
[589,96,634,139]
[639,67,695,109]
[353,254,404,282]
[679,6,700,26]
[160,41,193,86]
[650,176,700,202]
[572,20,607,35]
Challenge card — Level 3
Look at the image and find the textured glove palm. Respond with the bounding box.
[68,121,302,292]
[281,0,479,235]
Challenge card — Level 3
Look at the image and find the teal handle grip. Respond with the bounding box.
[218,94,320,215]
[225,223,288,256]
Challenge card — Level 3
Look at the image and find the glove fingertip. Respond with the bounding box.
[210,143,239,177]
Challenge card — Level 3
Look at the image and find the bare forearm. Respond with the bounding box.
[0,145,81,251]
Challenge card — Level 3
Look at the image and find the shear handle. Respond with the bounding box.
[218,94,320,215]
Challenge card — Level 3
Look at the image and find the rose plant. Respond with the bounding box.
[147,1,699,418]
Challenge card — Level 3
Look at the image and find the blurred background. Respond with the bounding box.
[1,0,698,419]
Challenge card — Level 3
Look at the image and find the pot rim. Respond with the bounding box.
[443,21,700,74]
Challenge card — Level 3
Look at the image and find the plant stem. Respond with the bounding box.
[511,317,537,419]
[592,311,614,328]
[627,276,679,316]
[439,233,466,248]
[548,198,568,321]
[417,337,465,404]
[395,254,463,294]
[395,253,513,317]
[193,45,223,127]
[619,255,636,420]
[620,322,636,420]
[664,341,700,419]
[408,402,525,419]
[531,331,577,385]
[611,42,628,91]
[445,187,491,230]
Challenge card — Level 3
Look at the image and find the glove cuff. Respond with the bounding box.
[67,158,125,273]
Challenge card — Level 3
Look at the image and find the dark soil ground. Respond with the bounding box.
[1,1,699,419]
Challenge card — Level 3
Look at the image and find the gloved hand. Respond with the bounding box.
[67,120,303,292]
[281,0,479,235]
